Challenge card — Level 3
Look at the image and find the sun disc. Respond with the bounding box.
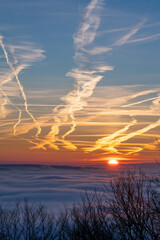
[108,159,119,165]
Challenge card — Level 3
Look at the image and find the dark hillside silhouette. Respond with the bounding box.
[0,171,159,240]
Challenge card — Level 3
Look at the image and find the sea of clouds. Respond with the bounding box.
[0,163,159,210]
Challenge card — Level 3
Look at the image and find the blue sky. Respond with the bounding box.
[0,0,160,164]
[0,0,160,89]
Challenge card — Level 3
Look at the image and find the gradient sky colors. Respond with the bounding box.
[0,0,160,164]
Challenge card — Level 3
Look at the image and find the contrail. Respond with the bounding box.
[0,65,25,87]
[0,88,21,136]
[62,120,76,140]
[60,0,107,140]
[122,96,160,108]
[86,119,137,152]
[113,19,146,46]
[88,118,160,155]
[0,36,41,137]
[109,119,160,153]
[33,0,114,150]
[127,33,160,44]
[30,138,59,151]
[59,0,112,140]
[85,91,160,155]
[62,17,146,148]
[83,17,160,156]
[22,0,160,153]
[123,146,143,155]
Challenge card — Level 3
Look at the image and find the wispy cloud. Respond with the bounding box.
[73,0,102,51]
[82,46,112,55]
[122,96,160,108]
[32,0,113,151]
[99,22,160,36]
[127,33,160,44]
[83,15,160,155]
[113,19,146,46]
[0,93,8,119]
[80,85,160,155]
[85,119,137,153]
[85,117,160,155]
[0,36,45,136]
[0,88,21,135]
[1,0,160,160]
[112,20,160,47]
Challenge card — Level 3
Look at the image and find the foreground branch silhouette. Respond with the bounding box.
[0,171,159,240]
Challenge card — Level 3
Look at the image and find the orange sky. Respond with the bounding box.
[1,85,160,165]
[0,0,160,165]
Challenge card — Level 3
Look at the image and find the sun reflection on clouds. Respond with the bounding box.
[1,82,160,161]
[0,0,160,164]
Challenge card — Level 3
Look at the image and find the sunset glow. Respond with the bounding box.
[0,0,160,165]
[0,2,160,239]
[108,160,119,165]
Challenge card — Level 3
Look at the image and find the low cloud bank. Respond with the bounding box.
[0,163,158,209]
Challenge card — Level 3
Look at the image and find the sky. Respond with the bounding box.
[0,0,160,165]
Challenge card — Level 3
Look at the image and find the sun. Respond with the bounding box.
[108,159,119,165]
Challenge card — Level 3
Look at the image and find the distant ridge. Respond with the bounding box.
[0,164,98,170]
